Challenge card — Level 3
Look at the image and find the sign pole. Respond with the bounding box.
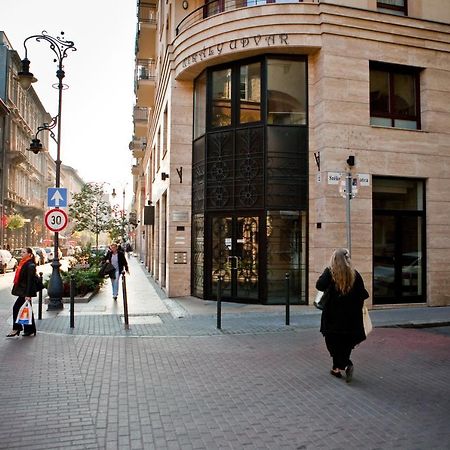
[346,172,352,255]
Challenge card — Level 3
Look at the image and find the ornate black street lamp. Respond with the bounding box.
[112,185,127,243]
[18,31,76,310]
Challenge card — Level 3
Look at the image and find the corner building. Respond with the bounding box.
[132,1,450,307]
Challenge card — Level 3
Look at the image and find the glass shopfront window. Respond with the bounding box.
[211,68,232,127]
[266,211,306,304]
[267,59,307,125]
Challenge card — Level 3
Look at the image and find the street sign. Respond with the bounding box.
[45,208,68,232]
[339,176,360,199]
[47,187,68,207]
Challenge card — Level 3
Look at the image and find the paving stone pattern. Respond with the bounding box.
[1,326,449,449]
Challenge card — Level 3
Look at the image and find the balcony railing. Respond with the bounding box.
[134,106,149,122]
[176,0,316,35]
[136,59,156,81]
[138,1,157,25]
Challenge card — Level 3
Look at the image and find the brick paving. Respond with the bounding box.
[0,258,449,449]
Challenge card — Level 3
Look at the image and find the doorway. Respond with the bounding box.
[210,215,261,301]
[373,178,425,304]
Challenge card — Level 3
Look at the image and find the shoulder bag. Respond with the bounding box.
[314,289,330,310]
[362,305,373,336]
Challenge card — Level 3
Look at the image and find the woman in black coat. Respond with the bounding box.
[6,247,38,337]
[316,248,369,382]
[104,243,129,300]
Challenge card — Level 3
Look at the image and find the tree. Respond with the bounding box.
[69,183,113,249]
[109,204,130,243]
[6,214,25,230]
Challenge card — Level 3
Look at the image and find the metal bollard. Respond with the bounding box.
[285,272,290,326]
[70,274,75,328]
[217,275,222,330]
[122,271,129,330]
[38,272,43,320]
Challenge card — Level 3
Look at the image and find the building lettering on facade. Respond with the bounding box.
[182,33,289,69]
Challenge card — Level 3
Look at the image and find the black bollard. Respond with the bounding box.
[122,271,129,330]
[70,274,75,328]
[285,272,290,326]
[38,272,43,320]
[217,275,222,330]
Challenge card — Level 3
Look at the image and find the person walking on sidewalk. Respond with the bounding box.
[316,248,369,382]
[6,247,38,337]
[104,243,129,300]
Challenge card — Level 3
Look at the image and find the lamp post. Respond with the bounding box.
[112,185,127,243]
[18,31,76,310]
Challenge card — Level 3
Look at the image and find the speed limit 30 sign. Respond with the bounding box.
[45,208,68,232]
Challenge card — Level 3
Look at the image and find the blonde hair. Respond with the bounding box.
[329,248,355,295]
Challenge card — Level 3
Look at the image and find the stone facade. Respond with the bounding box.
[132,1,450,306]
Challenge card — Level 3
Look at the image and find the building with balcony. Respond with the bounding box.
[131,1,450,307]
[0,31,53,249]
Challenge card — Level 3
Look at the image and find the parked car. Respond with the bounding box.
[32,247,48,265]
[11,248,25,265]
[0,249,18,274]
[44,247,63,260]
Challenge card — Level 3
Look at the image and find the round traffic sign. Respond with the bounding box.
[45,208,68,232]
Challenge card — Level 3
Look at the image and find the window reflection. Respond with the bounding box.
[267,59,306,125]
[212,68,232,127]
[240,62,261,123]
[194,72,206,139]
[370,62,419,129]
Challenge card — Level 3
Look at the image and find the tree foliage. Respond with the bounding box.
[69,183,113,237]
[7,214,25,230]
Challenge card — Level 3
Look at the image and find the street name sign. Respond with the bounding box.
[45,208,68,232]
[47,187,68,207]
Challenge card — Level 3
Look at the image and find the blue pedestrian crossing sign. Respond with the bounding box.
[47,187,68,208]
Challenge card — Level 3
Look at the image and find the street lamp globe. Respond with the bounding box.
[17,58,37,90]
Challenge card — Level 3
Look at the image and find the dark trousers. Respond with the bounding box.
[12,297,36,333]
[325,333,354,370]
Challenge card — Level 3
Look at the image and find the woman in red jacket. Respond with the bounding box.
[6,247,38,337]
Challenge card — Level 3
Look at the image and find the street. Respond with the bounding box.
[0,259,449,449]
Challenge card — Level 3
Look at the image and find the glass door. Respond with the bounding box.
[373,177,425,305]
[373,213,424,304]
[211,215,260,301]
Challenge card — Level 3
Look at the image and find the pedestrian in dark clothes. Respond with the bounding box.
[104,243,129,300]
[316,248,369,382]
[6,247,38,337]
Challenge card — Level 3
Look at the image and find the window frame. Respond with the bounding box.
[206,56,265,131]
[203,55,307,132]
[369,62,421,130]
[377,0,407,15]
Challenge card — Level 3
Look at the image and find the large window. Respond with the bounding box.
[377,0,407,16]
[267,59,306,125]
[370,62,420,130]
[198,57,306,132]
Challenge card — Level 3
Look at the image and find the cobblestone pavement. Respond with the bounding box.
[1,324,449,449]
[0,258,449,449]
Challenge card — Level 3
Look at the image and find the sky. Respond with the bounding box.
[1,0,136,201]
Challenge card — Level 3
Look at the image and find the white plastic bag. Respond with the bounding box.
[16,300,33,326]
